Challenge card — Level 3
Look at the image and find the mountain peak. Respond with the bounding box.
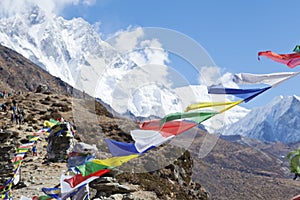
[27,5,47,25]
[293,95,300,101]
[225,95,300,143]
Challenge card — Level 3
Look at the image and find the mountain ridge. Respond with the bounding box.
[224,95,300,144]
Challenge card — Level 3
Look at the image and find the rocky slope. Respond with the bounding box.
[188,134,300,200]
[0,91,209,199]
[0,44,73,95]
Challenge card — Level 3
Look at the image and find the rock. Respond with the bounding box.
[116,150,209,200]
[35,84,48,93]
[124,191,159,200]
[25,127,33,132]
[0,129,21,186]
[91,181,136,194]
[110,194,123,200]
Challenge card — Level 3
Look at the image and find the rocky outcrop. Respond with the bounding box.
[113,151,209,200]
[0,130,19,185]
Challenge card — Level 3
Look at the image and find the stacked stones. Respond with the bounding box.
[0,130,19,185]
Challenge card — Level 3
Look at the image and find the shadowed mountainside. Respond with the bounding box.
[0,44,72,95]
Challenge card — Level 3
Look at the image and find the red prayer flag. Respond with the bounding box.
[64,169,110,188]
[139,120,197,137]
[12,156,23,163]
[258,51,300,68]
[292,194,300,200]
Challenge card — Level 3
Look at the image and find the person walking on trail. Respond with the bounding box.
[17,106,25,125]
[12,99,17,106]
[10,103,17,124]
[32,141,37,156]
[2,90,7,99]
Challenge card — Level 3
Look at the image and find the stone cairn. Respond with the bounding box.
[0,130,19,186]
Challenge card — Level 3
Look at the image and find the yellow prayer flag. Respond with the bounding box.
[43,120,57,128]
[92,154,139,167]
[185,100,243,112]
[218,100,243,113]
[29,136,40,141]
[16,149,29,153]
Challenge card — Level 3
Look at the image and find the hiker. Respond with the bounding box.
[12,99,17,106]
[10,103,17,124]
[17,106,25,125]
[2,90,7,99]
[32,141,37,156]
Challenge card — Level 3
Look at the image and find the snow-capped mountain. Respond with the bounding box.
[224,95,300,143]
[0,6,111,86]
[0,5,249,131]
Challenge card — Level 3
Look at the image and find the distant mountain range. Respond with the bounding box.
[224,95,300,144]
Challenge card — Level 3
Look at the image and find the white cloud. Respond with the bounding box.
[139,39,170,65]
[112,27,145,52]
[199,66,238,88]
[83,0,96,6]
[108,27,169,67]
[0,0,95,17]
[92,21,102,33]
[219,72,238,88]
[199,66,221,86]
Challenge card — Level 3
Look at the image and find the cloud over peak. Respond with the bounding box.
[0,0,95,18]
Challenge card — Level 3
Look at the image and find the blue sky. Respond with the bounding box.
[62,0,300,108]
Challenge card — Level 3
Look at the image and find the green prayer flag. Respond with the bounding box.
[49,119,59,124]
[77,161,112,177]
[160,111,217,126]
[293,45,300,53]
[13,160,23,165]
[16,147,29,151]
[38,195,53,200]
